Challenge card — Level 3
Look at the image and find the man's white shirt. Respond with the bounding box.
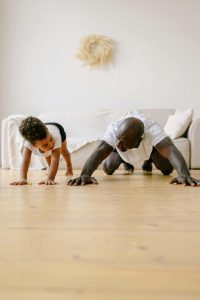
[102,113,167,167]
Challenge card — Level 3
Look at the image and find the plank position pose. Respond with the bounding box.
[10,116,73,185]
[68,112,200,187]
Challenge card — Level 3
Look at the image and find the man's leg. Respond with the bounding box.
[103,150,134,175]
[150,147,174,175]
[103,150,123,175]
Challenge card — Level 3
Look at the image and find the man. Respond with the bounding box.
[68,112,199,186]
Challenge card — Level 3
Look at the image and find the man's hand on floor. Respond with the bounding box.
[68,175,98,186]
[170,175,200,186]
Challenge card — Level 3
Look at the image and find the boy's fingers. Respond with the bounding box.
[38,180,57,185]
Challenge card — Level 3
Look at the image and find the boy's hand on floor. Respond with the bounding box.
[38,179,57,185]
[10,179,28,185]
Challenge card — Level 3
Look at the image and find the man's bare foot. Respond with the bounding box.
[123,162,134,174]
[142,160,152,174]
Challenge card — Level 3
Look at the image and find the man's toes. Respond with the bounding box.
[123,163,134,173]
[142,161,152,174]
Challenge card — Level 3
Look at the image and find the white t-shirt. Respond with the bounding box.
[24,125,62,157]
[102,113,167,167]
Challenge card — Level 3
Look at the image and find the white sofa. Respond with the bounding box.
[1,108,200,170]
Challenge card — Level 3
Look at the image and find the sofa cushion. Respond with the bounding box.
[59,137,190,170]
[138,109,175,128]
[2,109,194,170]
[163,109,193,139]
[38,109,133,139]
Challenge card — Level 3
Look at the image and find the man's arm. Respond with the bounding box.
[155,137,199,186]
[68,141,114,186]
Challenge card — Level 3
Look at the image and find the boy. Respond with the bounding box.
[10,116,73,185]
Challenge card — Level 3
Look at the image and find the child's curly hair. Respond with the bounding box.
[19,116,48,144]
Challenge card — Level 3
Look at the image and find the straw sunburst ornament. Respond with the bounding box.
[76,34,114,68]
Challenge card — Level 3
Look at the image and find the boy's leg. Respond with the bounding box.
[60,141,73,176]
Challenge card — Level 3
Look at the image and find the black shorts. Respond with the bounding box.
[44,122,66,142]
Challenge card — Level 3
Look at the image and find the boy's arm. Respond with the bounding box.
[65,141,73,176]
[10,147,32,185]
[39,148,60,185]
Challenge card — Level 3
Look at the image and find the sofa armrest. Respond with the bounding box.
[187,118,200,169]
[1,115,46,170]
[1,118,10,168]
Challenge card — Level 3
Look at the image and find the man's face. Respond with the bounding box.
[116,135,143,152]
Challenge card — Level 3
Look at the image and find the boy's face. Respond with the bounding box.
[34,132,55,152]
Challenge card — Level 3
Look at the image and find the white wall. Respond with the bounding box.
[0,0,200,125]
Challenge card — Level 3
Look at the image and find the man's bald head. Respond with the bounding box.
[116,117,144,151]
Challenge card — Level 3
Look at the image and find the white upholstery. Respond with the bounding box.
[188,119,200,169]
[138,109,175,128]
[1,108,200,170]
[173,138,190,168]
[163,109,193,139]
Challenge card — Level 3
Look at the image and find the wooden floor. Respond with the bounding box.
[0,169,200,300]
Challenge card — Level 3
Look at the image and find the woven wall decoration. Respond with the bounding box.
[76,34,114,68]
